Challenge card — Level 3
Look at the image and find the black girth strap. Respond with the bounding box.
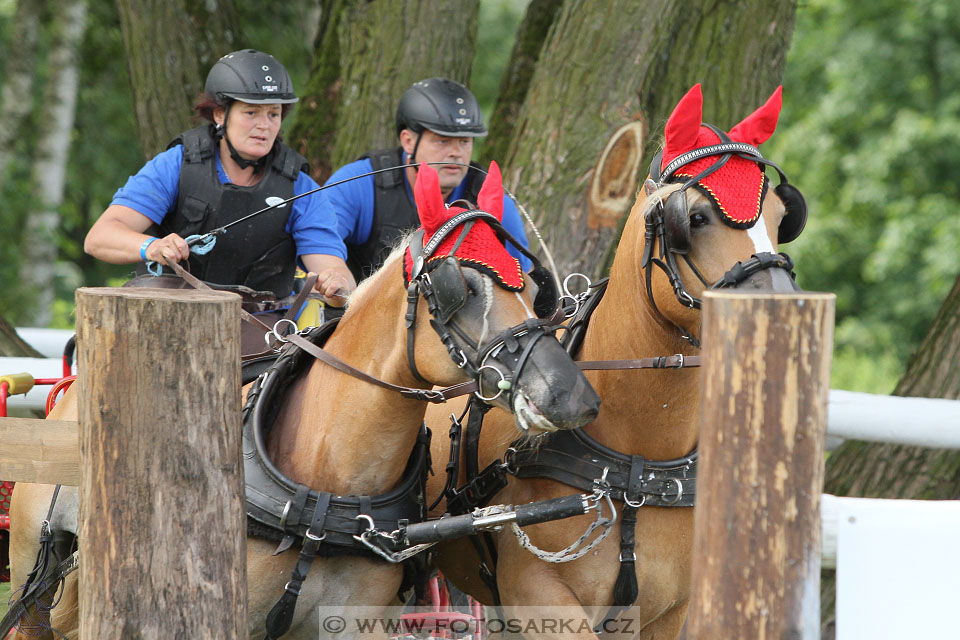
[264,493,332,640]
[595,455,643,632]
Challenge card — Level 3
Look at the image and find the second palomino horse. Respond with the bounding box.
[425,84,807,639]
[6,162,600,639]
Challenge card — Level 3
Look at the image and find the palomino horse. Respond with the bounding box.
[6,162,600,639]
[424,84,807,638]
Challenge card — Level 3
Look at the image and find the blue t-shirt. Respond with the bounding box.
[111,145,347,261]
[324,156,533,271]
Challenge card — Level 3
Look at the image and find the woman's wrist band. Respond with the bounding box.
[139,237,158,262]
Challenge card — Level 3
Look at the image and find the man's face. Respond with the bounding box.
[401,129,474,195]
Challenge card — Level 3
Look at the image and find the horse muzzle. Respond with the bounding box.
[502,337,600,434]
[712,252,801,294]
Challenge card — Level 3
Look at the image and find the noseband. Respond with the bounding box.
[406,209,564,406]
[642,134,799,346]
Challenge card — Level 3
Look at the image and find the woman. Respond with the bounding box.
[84,49,354,305]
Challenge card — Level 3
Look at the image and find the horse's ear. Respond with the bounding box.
[414,162,447,235]
[477,161,504,221]
[661,84,704,169]
[728,85,782,147]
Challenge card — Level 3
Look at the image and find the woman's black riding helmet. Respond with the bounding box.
[205,49,299,105]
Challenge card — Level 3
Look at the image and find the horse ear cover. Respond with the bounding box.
[406,161,524,289]
[660,84,704,171]
[413,162,448,235]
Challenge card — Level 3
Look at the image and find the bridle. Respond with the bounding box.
[403,208,565,406]
[641,128,804,346]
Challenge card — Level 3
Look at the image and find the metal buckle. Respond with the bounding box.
[660,478,684,506]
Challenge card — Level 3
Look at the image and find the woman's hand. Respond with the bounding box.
[145,233,191,266]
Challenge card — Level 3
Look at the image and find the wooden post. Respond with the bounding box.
[75,287,246,639]
[687,292,835,639]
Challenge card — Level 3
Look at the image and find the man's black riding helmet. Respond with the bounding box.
[205,49,298,105]
[395,78,487,138]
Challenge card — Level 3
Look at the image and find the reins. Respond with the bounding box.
[165,260,480,403]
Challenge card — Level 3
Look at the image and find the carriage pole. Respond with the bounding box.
[75,287,247,639]
[686,291,835,639]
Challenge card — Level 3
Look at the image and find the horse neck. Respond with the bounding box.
[577,211,700,459]
[266,262,431,496]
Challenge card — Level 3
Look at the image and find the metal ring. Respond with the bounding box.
[305,530,326,542]
[661,478,684,506]
[475,364,508,402]
[562,272,592,298]
[271,318,299,344]
[558,294,579,318]
[624,494,646,509]
[501,447,518,475]
[278,500,292,529]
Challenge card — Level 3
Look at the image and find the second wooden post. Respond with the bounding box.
[686,291,835,639]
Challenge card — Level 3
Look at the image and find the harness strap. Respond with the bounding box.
[263,492,332,640]
[596,455,644,632]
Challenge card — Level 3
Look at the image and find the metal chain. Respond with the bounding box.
[511,488,617,563]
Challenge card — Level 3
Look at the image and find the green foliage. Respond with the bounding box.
[470,0,529,159]
[766,0,960,393]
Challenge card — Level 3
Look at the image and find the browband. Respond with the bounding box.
[658,141,762,182]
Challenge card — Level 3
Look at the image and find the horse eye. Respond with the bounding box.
[690,212,709,228]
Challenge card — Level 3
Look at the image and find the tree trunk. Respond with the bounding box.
[0,316,41,358]
[0,0,42,184]
[17,0,87,327]
[820,274,960,637]
[480,0,562,166]
[114,0,239,158]
[499,0,797,280]
[288,0,479,184]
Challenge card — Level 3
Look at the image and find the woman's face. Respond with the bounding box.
[215,101,282,160]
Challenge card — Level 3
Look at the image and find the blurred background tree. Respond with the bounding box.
[0,0,957,401]
[765,0,960,392]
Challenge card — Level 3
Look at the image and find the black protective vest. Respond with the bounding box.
[154,125,309,298]
[347,147,484,282]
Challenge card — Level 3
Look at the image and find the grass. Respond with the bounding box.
[0,579,9,619]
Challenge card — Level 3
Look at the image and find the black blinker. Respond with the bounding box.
[528,265,559,319]
[428,257,468,324]
[663,190,692,254]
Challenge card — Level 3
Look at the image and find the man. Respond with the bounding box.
[324,77,532,282]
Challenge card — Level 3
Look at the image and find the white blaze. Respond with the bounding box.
[747,213,775,253]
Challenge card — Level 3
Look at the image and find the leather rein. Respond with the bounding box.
[165,208,560,406]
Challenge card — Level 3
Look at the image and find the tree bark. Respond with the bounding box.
[0,0,42,184]
[501,0,797,280]
[0,316,41,358]
[480,0,562,166]
[820,274,960,637]
[17,0,86,327]
[114,0,239,158]
[288,0,479,184]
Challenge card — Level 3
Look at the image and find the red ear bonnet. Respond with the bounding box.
[659,84,784,227]
[404,161,523,289]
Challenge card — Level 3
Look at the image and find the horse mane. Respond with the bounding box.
[346,231,416,307]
